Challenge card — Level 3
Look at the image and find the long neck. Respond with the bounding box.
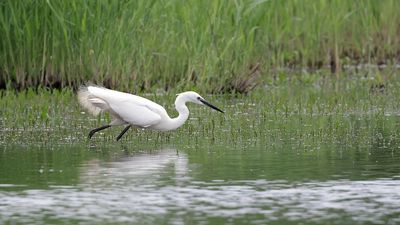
[167,95,190,130]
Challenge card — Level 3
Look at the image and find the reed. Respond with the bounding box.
[1,0,399,92]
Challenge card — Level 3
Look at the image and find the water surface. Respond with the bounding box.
[1,89,400,224]
[1,141,399,225]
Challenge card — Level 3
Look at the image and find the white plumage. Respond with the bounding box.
[78,85,224,140]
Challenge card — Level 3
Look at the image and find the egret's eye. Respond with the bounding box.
[197,97,201,100]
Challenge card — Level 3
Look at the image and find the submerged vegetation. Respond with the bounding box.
[1,77,400,149]
[1,0,400,92]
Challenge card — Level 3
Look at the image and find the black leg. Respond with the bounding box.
[116,125,131,141]
[88,125,111,139]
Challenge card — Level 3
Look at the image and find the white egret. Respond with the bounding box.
[78,85,224,141]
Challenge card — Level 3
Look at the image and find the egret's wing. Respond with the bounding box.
[88,97,109,110]
[108,101,161,127]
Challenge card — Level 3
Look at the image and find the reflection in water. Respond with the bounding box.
[1,149,400,225]
[80,149,189,187]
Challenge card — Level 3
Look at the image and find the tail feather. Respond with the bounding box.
[77,86,102,116]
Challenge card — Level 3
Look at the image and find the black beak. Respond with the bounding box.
[199,99,224,113]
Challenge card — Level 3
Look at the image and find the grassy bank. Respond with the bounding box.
[1,0,400,92]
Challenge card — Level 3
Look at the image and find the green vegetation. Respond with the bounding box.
[1,85,400,225]
[1,0,400,92]
[2,78,400,148]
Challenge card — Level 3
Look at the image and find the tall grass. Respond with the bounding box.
[1,0,400,92]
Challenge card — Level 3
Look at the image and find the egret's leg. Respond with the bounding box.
[88,125,111,139]
[116,125,131,141]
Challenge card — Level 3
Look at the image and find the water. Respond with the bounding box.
[1,88,400,224]
[1,142,400,225]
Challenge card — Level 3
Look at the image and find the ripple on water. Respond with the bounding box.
[1,180,400,224]
[1,150,400,225]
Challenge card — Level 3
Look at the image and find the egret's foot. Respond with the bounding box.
[116,125,131,141]
[88,125,111,139]
[88,130,95,139]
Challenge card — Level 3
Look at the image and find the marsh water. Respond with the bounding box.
[1,85,400,225]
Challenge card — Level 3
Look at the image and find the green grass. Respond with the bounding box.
[1,0,400,92]
[1,76,400,150]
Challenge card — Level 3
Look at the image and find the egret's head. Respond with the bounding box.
[177,91,224,113]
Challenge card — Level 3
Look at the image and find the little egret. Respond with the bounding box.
[78,85,224,141]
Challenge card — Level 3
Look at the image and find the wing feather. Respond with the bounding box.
[108,101,161,127]
[79,85,164,127]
